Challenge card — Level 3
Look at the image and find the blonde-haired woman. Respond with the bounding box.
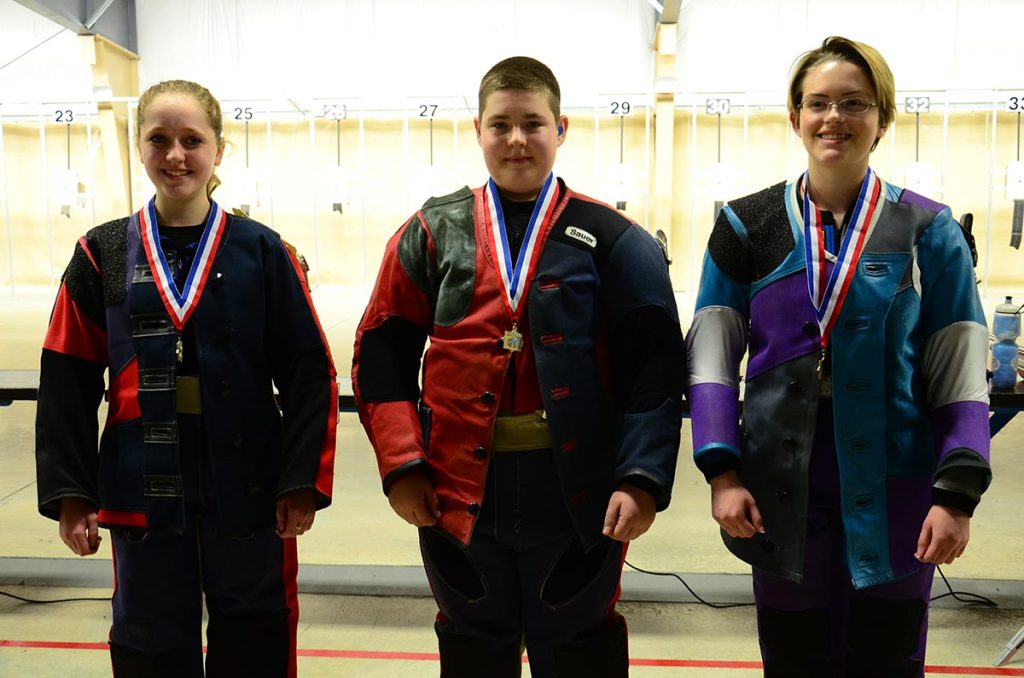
[687,37,990,676]
[36,80,337,677]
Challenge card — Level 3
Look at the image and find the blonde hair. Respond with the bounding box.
[788,36,895,147]
[478,56,561,119]
[136,80,223,198]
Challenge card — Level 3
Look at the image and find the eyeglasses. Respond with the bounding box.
[798,97,878,116]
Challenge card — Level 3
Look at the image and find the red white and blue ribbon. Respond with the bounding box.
[483,173,560,315]
[138,197,227,330]
[801,168,883,345]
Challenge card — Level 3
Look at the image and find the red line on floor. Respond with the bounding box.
[2,640,1023,675]
[1,640,107,651]
[297,648,439,660]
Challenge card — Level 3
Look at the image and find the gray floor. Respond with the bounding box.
[2,287,1023,676]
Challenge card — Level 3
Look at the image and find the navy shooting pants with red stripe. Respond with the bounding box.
[108,417,299,677]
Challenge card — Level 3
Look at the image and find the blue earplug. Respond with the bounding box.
[557,125,563,135]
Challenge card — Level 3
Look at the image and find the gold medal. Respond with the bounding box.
[817,344,833,397]
[501,324,524,352]
[176,334,184,364]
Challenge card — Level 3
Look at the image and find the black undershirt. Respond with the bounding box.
[498,194,534,263]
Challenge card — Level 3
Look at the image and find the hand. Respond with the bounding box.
[59,497,102,556]
[709,471,764,539]
[602,483,656,542]
[915,505,970,564]
[276,488,316,539]
[388,473,441,527]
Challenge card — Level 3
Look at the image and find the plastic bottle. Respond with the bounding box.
[991,296,1021,390]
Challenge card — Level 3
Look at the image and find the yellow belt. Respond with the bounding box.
[491,411,551,452]
[175,376,202,415]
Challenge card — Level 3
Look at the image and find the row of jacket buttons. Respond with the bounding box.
[467,391,497,514]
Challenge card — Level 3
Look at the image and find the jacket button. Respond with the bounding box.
[781,437,797,452]
[786,380,802,394]
[233,433,244,448]
[467,502,480,516]
[480,392,496,404]
[776,490,792,503]
[217,380,231,398]
[801,321,817,336]
[473,446,487,460]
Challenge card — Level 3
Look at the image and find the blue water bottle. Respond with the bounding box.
[991,296,1021,390]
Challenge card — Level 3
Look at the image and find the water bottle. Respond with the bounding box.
[991,296,1021,390]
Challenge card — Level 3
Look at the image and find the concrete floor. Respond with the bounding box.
[2,286,1024,676]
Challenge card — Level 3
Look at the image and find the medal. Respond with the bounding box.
[816,345,833,395]
[176,334,184,364]
[501,324,524,352]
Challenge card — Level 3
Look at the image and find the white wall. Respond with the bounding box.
[134,0,658,106]
[676,0,1024,95]
[5,0,1023,106]
[0,1,93,105]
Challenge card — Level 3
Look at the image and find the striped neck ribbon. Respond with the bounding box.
[138,197,227,330]
[801,168,882,346]
[483,173,559,315]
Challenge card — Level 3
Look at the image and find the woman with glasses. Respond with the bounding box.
[687,36,991,676]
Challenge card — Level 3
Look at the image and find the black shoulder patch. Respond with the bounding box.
[727,182,787,228]
[82,217,130,306]
[707,210,754,284]
[420,189,476,327]
[397,214,438,308]
[726,182,793,281]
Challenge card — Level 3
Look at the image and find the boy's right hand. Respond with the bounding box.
[388,473,441,527]
[709,471,764,539]
[59,497,102,556]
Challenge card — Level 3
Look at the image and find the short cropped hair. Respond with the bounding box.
[788,36,896,130]
[478,56,561,118]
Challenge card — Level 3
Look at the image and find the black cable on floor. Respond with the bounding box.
[930,565,997,607]
[0,589,109,604]
[626,562,999,609]
[624,560,753,609]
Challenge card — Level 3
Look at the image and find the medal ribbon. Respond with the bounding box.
[483,173,559,314]
[801,168,882,345]
[139,197,227,330]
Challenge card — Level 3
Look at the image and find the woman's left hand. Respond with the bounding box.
[915,505,970,565]
[276,488,316,538]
